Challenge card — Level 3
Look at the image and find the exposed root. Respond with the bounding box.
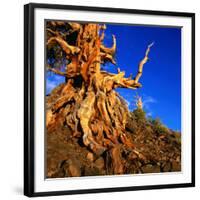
[46,22,153,175]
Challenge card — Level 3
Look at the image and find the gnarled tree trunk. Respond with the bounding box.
[46,21,153,174]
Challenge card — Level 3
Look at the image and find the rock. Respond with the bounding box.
[46,109,53,127]
[128,152,138,160]
[110,146,124,174]
[64,159,81,177]
[176,156,181,162]
[68,165,81,177]
[86,152,94,162]
[46,83,181,177]
[84,166,102,176]
[161,156,167,161]
[126,114,137,133]
[171,161,181,171]
[94,157,105,170]
[162,162,171,172]
[142,164,160,173]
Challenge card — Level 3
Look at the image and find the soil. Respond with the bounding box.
[46,84,181,178]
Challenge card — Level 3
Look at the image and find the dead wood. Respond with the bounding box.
[46,22,153,175]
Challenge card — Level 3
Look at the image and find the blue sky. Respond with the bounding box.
[46,23,181,131]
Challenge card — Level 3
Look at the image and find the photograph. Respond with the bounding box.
[24,3,195,196]
[45,21,181,178]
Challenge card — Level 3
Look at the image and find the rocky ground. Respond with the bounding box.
[46,84,181,178]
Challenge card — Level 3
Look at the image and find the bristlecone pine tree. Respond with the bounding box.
[46,21,154,175]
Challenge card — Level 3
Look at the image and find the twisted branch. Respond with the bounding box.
[47,67,67,76]
[134,42,154,83]
[47,36,80,55]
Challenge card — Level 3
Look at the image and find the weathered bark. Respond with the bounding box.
[46,21,152,175]
[134,42,154,83]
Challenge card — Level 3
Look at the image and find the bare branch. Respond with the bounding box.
[68,22,81,32]
[47,36,80,55]
[47,67,67,76]
[101,70,142,91]
[99,24,106,41]
[100,52,116,65]
[46,28,58,36]
[48,21,66,27]
[100,35,116,55]
[134,42,154,83]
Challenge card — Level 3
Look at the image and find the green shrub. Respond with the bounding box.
[132,108,146,126]
[150,118,169,135]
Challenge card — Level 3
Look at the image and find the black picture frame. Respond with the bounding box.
[24,3,195,197]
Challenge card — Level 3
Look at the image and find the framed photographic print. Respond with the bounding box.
[24,3,195,197]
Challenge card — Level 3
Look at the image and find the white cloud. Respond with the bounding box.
[142,95,157,116]
[46,74,65,94]
[146,112,152,117]
[143,95,157,109]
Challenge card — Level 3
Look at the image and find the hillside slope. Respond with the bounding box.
[46,84,181,178]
